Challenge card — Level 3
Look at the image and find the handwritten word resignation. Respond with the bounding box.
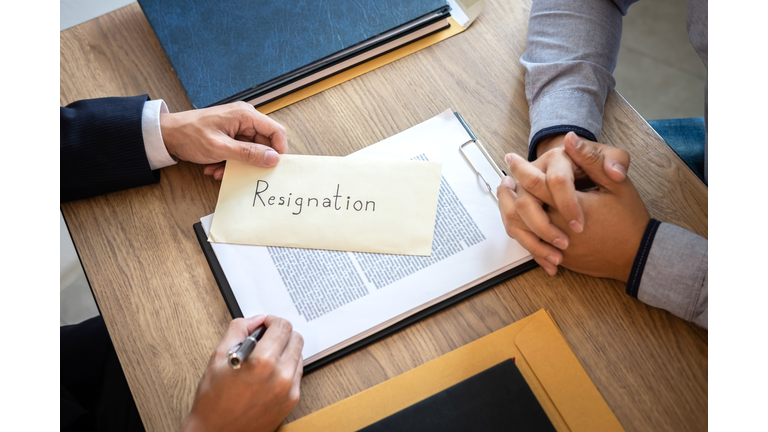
[253,180,376,216]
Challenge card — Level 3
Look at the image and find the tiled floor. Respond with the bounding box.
[60,0,133,30]
[60,213,99,326]
[614,0,707,120]
[59,0,707,324]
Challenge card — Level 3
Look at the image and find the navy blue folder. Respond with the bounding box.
[139,0,450,108]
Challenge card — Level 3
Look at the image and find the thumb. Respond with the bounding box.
[224,137,281,168]
[563,132,628,188]
[497,173,517,195]
[215,314,266,359]
[496,175,517,221]
[600,140,630,182]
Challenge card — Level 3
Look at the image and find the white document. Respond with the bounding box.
[200,109,532,365]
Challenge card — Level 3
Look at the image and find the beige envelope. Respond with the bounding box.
[209,155,443,256]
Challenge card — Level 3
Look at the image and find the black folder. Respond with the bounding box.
[192,113,538,373]
[357,359,557,432]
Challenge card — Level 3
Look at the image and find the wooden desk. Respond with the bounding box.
[60,1,708,431]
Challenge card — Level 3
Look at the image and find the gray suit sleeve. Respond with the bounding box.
[628,222,708,328]
[520,0,637,159]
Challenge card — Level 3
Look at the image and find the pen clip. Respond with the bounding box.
[227,342,243,356]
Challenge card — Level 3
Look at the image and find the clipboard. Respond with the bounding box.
[192,111,538,374]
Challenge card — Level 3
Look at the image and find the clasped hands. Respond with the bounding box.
[498,132,651,283]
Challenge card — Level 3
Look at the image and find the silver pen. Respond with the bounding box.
[227,324,266,369]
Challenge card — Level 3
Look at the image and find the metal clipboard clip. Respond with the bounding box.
[459,139,506,202]
[454,112,508,202]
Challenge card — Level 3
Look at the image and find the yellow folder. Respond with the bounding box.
[279,309,624,432]
[257,17,465,115]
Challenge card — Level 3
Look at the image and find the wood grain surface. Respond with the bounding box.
[60,1,708,431]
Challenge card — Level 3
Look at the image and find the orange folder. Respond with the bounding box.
[257,17,465,115]
[279,309,624,432]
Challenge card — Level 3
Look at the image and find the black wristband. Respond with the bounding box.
[626,219,662,298]
[528,125,597,162]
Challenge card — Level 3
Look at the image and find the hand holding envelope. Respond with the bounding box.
[208,155,443,256]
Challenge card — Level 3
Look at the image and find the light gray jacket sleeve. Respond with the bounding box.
[627,221,708,329]
[521,0,708,328]
[520,0,635,160]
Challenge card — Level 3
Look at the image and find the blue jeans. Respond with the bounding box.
[647,118,707,185]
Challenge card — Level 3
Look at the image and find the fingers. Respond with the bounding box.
[516,186,570,249]
[203,163,224,175]
[497,174,518,215]
[534,257,558,276]
[503,157,570,249]
[211,102,288,168]
[282,331,304,404]
[213,166,225,180]
[249,315,294,369]
[234,102,288,154]
[225,140,282,168]
[254,133,274,147]
[513,228,562,272]
[204,163,226,180]
[281,331,304,371]
[497,179,563,272]
[289,355,304,406]
[563,132,630,189]
[602,142,630,183]
[505,154,555,206]
[497,176,530,235]
[255,317,303,407]
[216,315,266,360]
[544,153,584,233]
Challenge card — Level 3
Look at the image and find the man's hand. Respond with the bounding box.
[160,102,288,180]
[497,132,629,275]
[502,135,651,282]
[534,133,630,230]
[180,315,304,432]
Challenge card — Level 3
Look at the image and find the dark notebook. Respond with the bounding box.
[358,359,557,432]
[138,0,451,108]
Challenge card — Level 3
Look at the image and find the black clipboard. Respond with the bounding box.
[192,112,538,374]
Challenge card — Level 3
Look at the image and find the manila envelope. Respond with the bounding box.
[257,17,467,115]
[279,309,624,432]
[208,155,442,256]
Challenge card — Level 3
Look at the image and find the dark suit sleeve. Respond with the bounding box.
[60,95,161,202]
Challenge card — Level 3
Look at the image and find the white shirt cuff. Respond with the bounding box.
[142,99,178,170]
